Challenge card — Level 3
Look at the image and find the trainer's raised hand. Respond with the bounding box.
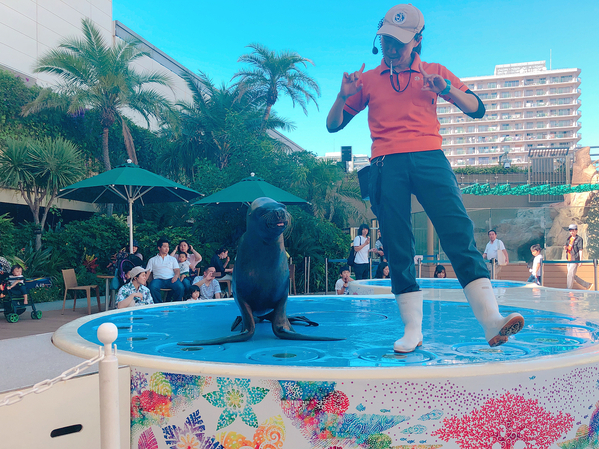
[339,63,365,99]
[420,62,448,94]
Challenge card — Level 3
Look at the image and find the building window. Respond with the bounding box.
[560,75,572,82]
[525,90,533,96]
[488,82,497,88]
[504,80,519,87]
[536,89,544,96]
[456,137,465,144]
[501,124,510,130]
[526,111,534,118]
[501,92,511,98]
[467,126,475,132]
[538,78,546,84]
[536,123,546,129]
[514,101,522,107]
[558,108,571,116]
[477,84,484,89]
[479,93,489,99]
[526,122,534,129]
[437,107,449,113]
[478,125,489,132]
[439,128,448,135]
[467,147,476,154]
[500,102,510,109]
[467,83,475,89]
[524,79,535,86]
[439,117,451,124]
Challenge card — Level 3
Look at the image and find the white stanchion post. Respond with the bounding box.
[98,322,120,449]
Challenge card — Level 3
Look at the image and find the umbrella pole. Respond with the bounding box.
[129,199,134,254]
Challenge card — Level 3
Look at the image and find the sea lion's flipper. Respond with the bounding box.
[272,326,344,341]
[231,316,243,331]
[179,301,256,346]
[271,299,343,341]
[288,316,319,327]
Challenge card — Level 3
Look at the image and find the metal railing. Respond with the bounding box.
[541,260,598,290]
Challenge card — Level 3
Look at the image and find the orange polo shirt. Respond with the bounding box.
[343,53,469,159]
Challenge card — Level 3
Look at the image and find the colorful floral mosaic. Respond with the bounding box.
[130,368,599,449]
[203,377,269,430]
[432,391,574,449]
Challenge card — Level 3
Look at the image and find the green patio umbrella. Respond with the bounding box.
[193,173,308,206]
[58,161,202,252]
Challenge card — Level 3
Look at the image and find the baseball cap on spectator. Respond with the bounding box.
[569,224,578,230]
[128,266,149,279]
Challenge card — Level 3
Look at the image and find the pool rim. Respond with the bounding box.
[52,295,599,380]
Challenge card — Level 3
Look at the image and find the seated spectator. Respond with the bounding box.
[146,238,184,303]
[116,266,153,308]
[7,265,28,304]
[192,266,222,300]
[211,248,233,280]
[131,239,143,261]
[187,285,201,301]
[375,261,390,279]
[335,265,353,295]
[434,265,447,278]
[171,240,202,274]
[177,252,192,292]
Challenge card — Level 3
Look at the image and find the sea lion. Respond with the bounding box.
[179,197,341,345]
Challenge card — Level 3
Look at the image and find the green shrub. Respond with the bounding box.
[0,213,16,256]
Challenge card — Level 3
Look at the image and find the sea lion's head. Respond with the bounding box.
[247,197,290,240]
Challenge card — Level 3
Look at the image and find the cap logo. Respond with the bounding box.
[394,12,406,24]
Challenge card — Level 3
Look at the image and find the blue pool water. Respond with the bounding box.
[360,278,528,289]
[77,296,599,367]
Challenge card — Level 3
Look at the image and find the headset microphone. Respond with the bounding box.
[372,35,378,54]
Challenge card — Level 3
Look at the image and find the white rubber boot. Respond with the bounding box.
[463,278,524,347]
[393,291,424,353]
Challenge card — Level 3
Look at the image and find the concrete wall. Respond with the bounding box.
[0,0,113,86]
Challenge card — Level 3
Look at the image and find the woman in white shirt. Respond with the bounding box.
[353,224,371,280]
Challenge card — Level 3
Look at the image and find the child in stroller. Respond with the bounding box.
[0,256,42,322]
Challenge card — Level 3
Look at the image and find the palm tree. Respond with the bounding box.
[170,70,293,172]
[22,18,174,171]
[232,43,320,131]
[0,137,85,250]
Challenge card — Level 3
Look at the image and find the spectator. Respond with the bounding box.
[564,224,591,289]
[177,252,192,292]
[146,238,184,303]
[375,261,390,279]
[192,265,222,300]
[187,285,201,301]
[370,229,386,262]
[434,265,446,278]
[483,230,508,278]
[353,224,371,280]
[211,248,233,280]
[131,239,143,260]
[527,244,542,285]
[116,266,153,308]
[170,240,202,273]
[336,265,353,295]
[7,265,28,304]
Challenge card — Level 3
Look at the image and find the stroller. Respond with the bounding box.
[0,256,42,323]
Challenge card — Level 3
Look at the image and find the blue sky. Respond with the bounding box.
[114,0,599,157]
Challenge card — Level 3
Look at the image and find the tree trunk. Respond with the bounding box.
[260,104,273,132]
[121,119,138,164]
[102,126,114,216]
[102,127,112,171]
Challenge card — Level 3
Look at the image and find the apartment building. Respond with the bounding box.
[438,61,581,167]
[322,152,370,172]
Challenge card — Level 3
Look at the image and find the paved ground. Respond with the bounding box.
[0,297,108,340]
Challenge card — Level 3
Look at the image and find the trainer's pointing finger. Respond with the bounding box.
[419,62,428,77]
[358,63,365,75]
